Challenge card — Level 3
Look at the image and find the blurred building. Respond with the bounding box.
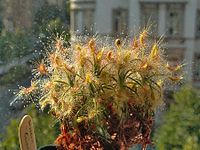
[1,0,66,32]
[70,0,200,87]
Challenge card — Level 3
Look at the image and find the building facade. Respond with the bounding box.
[70,0,200,86]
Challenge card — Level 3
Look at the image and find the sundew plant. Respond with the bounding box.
[16,29,183,150]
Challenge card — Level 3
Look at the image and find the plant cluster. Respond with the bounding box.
[16,29,182,150]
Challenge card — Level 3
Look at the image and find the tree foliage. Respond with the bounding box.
[155,86,200,150]
[33,2,70,53]
[0,2,70,84]
[33,1,68,36]
[0,31,33,63]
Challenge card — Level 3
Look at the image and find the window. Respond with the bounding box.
[140,3,158,34]
[112,8,128,36]
[71,9,94,35]
[196,10,200,37]
[166,4,184,37]
[193,53,200,81]
[71,10,78,32]
[165,48,184,65]
[82,9,94,35]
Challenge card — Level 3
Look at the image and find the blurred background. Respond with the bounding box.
[0,0,200,149]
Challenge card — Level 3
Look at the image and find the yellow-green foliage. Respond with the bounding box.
[16,29,183,142]
[0,119,19,150]
[155,87,200,150]
[0,106,58,150]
